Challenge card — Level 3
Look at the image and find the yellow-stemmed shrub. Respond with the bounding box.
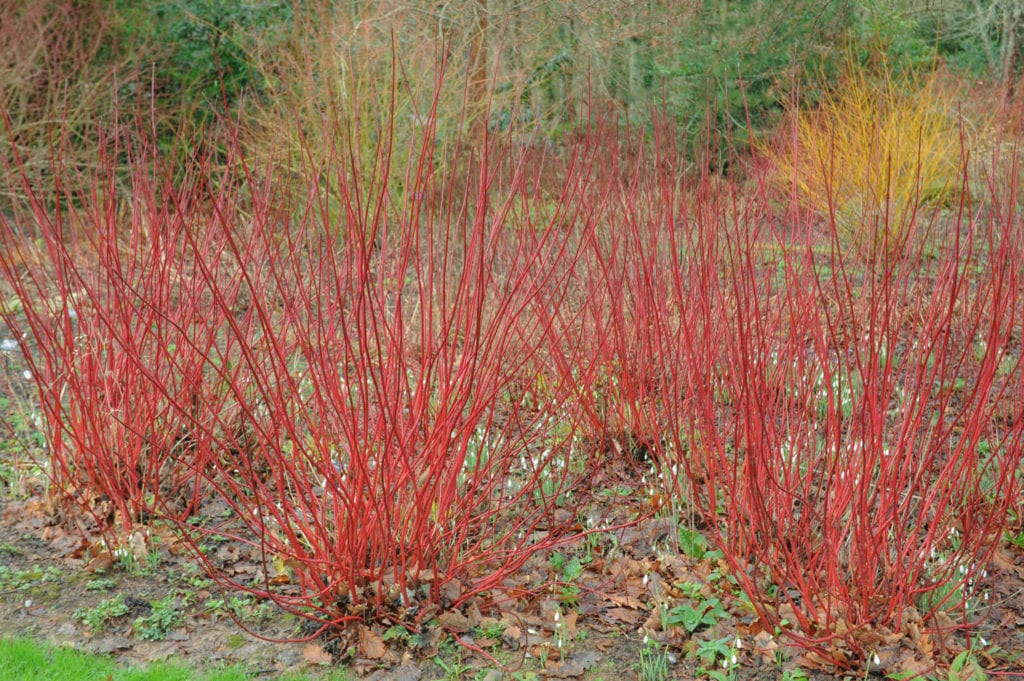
[766,63,966,258]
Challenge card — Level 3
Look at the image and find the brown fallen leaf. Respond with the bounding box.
[302,643,332,666]
[84,550,115,573]
[438,610,472,633]
[991,546,1024,578]
[752,630,779,664]
[540,659,586,678]
[641,608,663,632]
[602,590,644,609]
[601,607,644,626]
[561,609,578,639]
[358,624,387,660]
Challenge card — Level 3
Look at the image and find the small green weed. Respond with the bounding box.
[549,551,587,605]
[85,577,116,592]
[133,594,180,641]
[74,593,129,634]
[381,625,410,644]
[678,527,709,560]
[942,649,988,681]
[473,621,506,641]
[666,596,727,633]
[0,565,62,592]
[780,668,809,681]
[694,636,739,680]
[204,594,273,623]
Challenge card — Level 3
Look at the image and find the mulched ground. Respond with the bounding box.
[1,481,1023,680]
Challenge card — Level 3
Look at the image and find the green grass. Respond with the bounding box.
[0,637,351,681]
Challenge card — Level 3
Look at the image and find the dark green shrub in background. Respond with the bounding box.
[110,0,295,148]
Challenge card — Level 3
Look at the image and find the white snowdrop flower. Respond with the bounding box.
[730,653,737,665]
[553,611,560,622]
[643,634,649,646]
[721,659,729,669]
[22,370,31,380]
[642,573,649,586]
[735,636,742,649]
[527,628,538,635]
[24,599,31,608]
[873,653,881,666]
[980,637,987,646]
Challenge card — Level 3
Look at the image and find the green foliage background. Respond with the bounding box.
[2,0,1022,186]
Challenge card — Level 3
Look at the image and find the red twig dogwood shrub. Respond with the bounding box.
[2,98,601,627]
[534,120,691,489]
[0,134,241,544]
[154,100,606,628]
[673,134,1023,668]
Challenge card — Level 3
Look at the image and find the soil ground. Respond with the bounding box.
[1,487,1023,680]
